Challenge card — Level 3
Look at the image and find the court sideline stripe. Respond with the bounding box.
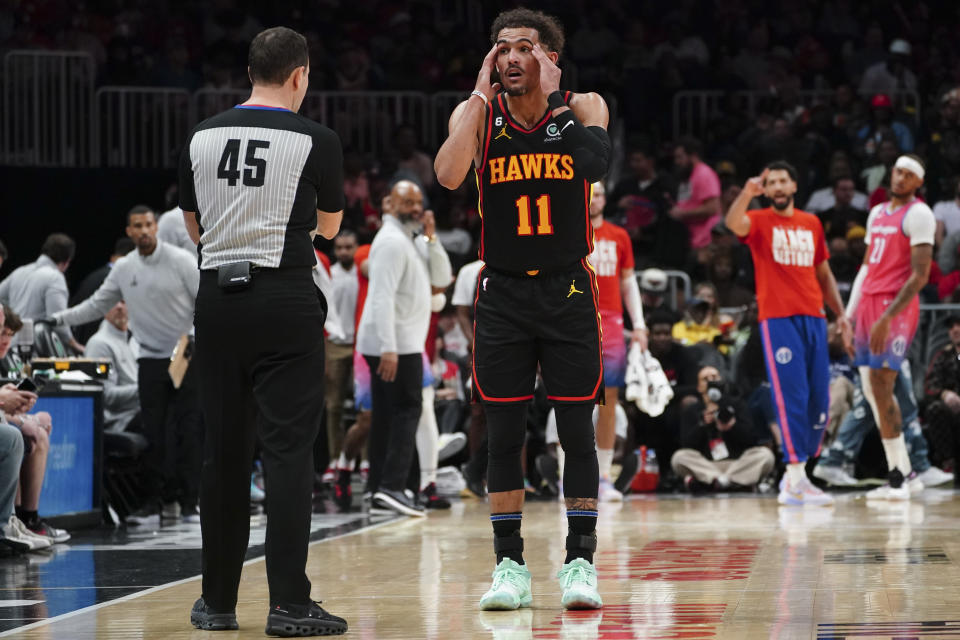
[0,516,402,637]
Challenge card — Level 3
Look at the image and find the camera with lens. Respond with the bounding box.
[705,380,736,424]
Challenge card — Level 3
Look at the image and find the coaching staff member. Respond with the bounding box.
[179,27,347,636]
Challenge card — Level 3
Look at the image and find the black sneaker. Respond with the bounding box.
[334,471,353,512]
[265,601,347,637]
[614,450,639,495]
[684,475,714,494]
[372,488,426,517]
[421,483,451,509]
[535,453,560,495]
[190,597,238,631]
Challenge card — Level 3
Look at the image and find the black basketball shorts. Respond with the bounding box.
[472,259,603,405]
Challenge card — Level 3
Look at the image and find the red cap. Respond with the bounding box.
[871,94,892,109]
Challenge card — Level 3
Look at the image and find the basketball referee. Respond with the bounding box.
[178,27,347,637]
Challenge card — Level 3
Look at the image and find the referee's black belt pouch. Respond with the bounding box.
[217,261,253,291]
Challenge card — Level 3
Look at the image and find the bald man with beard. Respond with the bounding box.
[355,180,453,516]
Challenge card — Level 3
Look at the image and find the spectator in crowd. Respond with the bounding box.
[858,93,914,157]
[393,124,435,191]
[673,282,722,348]
[861,137,900,199]
[933,179,960,247]
[858,39,917,97]
[356,180,451,516]
[0,233,83,354]
[671,137,722,250]
[706,249,753,310]
[605,137,679,263]
[51,205,202,523]
[672,365,774,492]
[324,230,359,487]
[818,176,868,240]
[804,153,869,214]
[70,237,136,344]
[639,268,670,316]
[157,206,199,258]
[342,148,375,233]
[922,314,960,477]
[0,308,69,543]
[84,301,140,433]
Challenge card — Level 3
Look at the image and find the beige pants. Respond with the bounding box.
[671,446,775,487]
[324,340,355,460]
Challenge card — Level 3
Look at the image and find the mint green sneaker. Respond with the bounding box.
[479,558,533,610]
[557,558,602,610]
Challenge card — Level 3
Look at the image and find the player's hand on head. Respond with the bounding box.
[532,44,561,95]
[744,169,769,197]
[475,43,502,101]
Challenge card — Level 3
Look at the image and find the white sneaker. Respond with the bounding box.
[778,477,835,506]
[557,558,602,610]
[480,559,532,610]
[813,464,858,487]
[598,478,623,502]
[907,473,924,495]
[435,466,466,496]
[4,515,52,551]
[438,433,468,463]
[866,483,910,501]
[161,501,181,520]
[916,466,954,487]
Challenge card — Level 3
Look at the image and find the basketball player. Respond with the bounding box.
[587,181,646,502]
[435,8,611,610]
[846,154,935,500]
[726,161,852,506]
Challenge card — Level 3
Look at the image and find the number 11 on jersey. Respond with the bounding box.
[516,194,554,236]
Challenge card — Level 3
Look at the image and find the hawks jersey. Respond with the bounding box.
[475,92,593,272]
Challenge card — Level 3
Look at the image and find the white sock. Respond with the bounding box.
[881,435,911,477]
[597,448,614,481]
[417,386,439,490]
[337,452,353,471]
[786,463,807,487]
[557,446,566,483]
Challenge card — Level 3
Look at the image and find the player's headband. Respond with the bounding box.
[894,155,925,180]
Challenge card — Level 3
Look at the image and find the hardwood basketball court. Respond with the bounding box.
[1,491,959,639]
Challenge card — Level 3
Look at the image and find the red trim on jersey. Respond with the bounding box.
[548,260,603,402]
[471,266,535,403]
[476,171,485,261]
[498,93,552,133]
[583,180,594,253]
[480,102,494,171]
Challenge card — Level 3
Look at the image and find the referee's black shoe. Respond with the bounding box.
[265,601,347,636]
[190,597,238,631]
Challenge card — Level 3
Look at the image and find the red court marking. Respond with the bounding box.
[532,604,727,639]
[595,539,761,581]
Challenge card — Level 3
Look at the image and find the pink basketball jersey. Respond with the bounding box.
[862,201,916,295]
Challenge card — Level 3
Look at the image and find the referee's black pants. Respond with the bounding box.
[363,353,422,494]
[195,268,326,611]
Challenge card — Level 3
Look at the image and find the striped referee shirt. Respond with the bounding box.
[178,105,344,270]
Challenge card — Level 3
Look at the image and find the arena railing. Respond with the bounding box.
[2,50,95,167]
[95,87,192,169]
[672,89,922,140]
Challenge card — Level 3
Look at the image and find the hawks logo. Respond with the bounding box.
[487,153,574,184]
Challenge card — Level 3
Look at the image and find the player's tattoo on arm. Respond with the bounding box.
[565,498,598,511]
[882,245,932,320]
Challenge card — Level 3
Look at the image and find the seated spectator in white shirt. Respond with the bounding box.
[85,301,140,432]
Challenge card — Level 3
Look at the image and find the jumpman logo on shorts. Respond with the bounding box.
[494,126,511,140]
[567,280,584,298]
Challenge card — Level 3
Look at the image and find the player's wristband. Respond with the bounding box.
[547,90,565,111]
[470,90,489,106]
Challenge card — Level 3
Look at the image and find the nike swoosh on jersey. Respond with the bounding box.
[561,120,575,132]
